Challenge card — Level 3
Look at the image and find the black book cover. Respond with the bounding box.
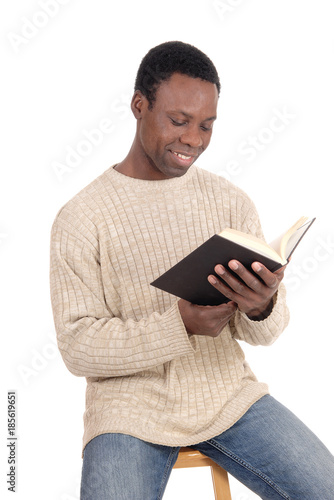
[151,235,282,306]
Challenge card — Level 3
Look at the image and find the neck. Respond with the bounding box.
[113,140,137,178]
[114,139,169,181]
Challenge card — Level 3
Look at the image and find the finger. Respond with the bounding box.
[205,300,238,318]
[208,271,241,301]
[250,262,280,289]
[217,302,238,323]
[227,260,270,293]
[274,263,287,278]
[221,300,238,315]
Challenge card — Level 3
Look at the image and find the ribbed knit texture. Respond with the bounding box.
[50,165,290,453]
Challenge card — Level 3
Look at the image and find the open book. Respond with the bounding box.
[151,216,315,306]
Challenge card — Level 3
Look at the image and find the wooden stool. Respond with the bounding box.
[173,447,232,500]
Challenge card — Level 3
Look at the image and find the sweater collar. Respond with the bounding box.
[107,163,198,192]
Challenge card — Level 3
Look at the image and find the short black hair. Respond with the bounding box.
[134,41,221,109]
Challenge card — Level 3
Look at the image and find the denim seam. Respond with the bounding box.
[208,438,291,500]
[157,447,179,500]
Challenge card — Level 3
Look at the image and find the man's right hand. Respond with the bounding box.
[178,299,237,338]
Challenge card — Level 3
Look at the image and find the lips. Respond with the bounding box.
[172,151,193,160]
[169,149,198,166]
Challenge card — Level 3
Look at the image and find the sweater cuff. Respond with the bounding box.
[161,300,198,355]
[234,283,290,346]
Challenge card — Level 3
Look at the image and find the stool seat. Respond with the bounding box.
[173,447,232,499]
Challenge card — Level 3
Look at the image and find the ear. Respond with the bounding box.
[131,90,147,119]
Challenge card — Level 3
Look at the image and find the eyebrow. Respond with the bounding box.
[170,110,217,122]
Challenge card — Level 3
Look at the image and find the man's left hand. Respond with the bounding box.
[208,260,287,320]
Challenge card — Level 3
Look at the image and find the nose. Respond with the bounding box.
[180,125,204,149]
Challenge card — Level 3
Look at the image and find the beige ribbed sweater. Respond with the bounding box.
[50,164,289,453]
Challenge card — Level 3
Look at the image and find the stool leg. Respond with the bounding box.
[211,463,232,500]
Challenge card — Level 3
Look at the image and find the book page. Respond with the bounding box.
[269,232,286,256]
[220,228,284,263]
[269,216,310,259]
[284,218,315,259]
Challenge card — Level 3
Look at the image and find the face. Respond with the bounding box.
[131,73,219,180]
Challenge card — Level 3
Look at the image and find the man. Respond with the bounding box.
[50,41,334,499]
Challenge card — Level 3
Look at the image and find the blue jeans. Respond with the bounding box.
[80,395,334,499]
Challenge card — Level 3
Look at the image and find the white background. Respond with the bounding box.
[1,1,333,499]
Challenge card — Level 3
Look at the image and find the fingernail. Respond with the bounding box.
[216,265,225,275]
[253,263,262,272]
[208,276,217,285]
[229,261,238,271]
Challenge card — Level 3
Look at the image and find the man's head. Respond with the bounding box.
[134,41,221,110]
[117,42,220,180]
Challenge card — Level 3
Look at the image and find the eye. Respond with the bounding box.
[200,125,212,132]
[170,118,186,127]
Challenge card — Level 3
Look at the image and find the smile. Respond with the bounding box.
[171,151,193,160]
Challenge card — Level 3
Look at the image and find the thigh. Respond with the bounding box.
[80,433,179,500]
[195,395,334,499]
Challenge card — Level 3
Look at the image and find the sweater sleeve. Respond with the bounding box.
[228,189,290,345]
[50,219,196,378]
